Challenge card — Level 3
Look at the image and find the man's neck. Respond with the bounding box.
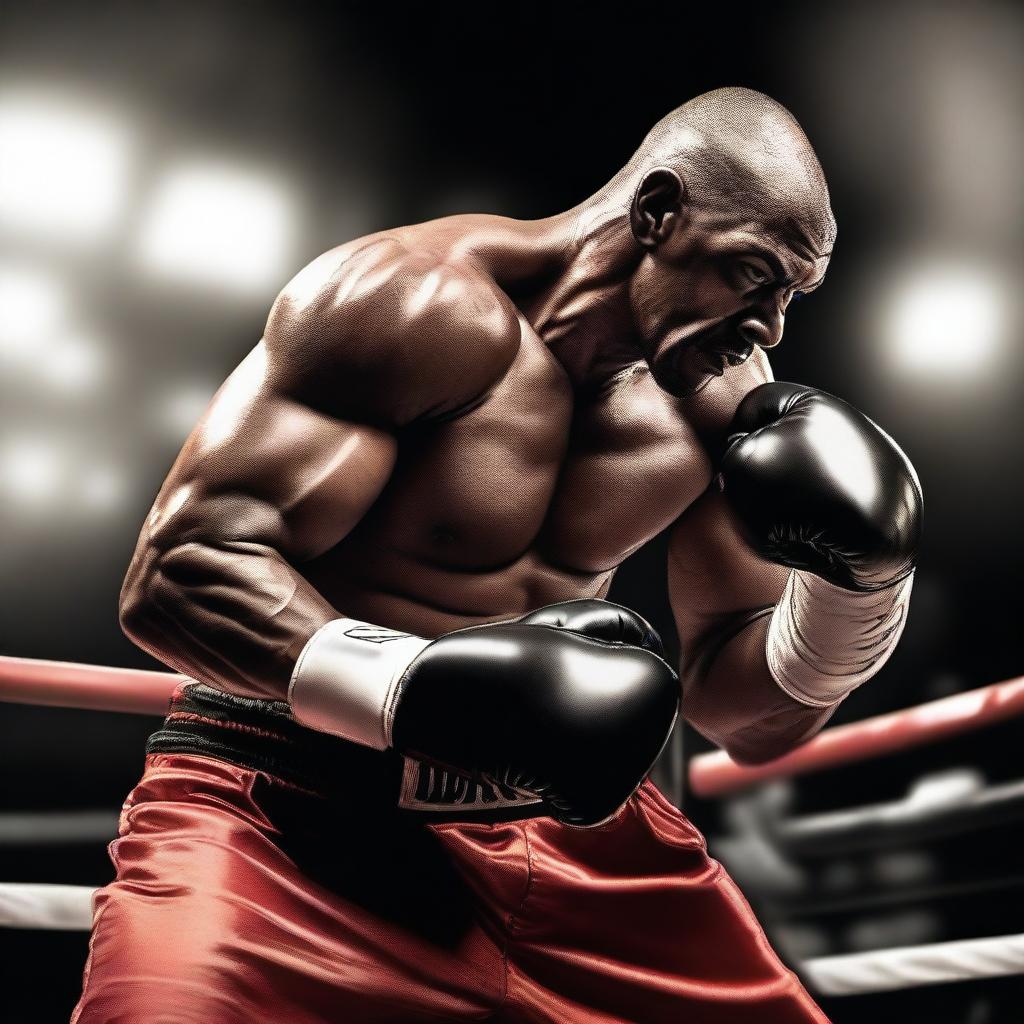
[531,184,647,392]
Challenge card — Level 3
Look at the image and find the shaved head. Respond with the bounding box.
[626,88,835,257]
[585,88,838,396]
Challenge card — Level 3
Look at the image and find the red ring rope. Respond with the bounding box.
[3,656,1023,796]
[689,676,1024,797]
[0,656,182,715]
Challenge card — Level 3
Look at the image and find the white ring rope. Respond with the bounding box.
[4,659,1023,997]
[801,932,1024,995]
[2,882,1024,1000]
[0,810,119,846]
[0,883,96,930]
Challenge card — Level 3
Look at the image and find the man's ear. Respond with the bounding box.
[630,167,687,250]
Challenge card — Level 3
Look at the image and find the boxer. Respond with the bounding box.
[73,87,920,1022]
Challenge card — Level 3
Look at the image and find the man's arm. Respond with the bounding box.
[670,359,921,765]
[119,244,521,699]
[670,348,831,763]
[668,490,837,765]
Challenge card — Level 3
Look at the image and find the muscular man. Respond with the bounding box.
[74,88,920,1022]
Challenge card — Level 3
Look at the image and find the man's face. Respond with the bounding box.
[629,207,830,396]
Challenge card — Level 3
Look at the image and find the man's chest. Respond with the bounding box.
[364,331,714,574]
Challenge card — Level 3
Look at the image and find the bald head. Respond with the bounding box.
[595,90,837,397]
[628,88,835,256]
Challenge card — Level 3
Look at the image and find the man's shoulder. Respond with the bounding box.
[268,235,521,356]
[263,236,522,424]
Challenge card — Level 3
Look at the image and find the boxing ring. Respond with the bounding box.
[3,655,1024,1000]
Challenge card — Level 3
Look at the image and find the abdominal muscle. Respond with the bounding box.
[304,541,615,639]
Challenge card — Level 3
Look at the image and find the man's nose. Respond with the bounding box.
[738,307,784,350]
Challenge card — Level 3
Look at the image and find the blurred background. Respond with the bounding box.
[0,0,1021,1020]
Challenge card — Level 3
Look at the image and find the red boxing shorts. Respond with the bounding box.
[73,685,828,1023]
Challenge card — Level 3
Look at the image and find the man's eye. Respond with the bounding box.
[739,261,772,288]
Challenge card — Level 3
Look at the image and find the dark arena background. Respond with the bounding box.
[1,2,1022,1021]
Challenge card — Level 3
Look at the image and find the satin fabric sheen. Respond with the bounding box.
[73,753,828,1022]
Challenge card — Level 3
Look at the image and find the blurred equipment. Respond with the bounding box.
[700,671,1024,1014]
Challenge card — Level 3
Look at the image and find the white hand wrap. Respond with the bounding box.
[288,618,431,749]
[766,571,914,708]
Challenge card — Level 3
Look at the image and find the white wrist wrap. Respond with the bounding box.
[766,570,914,708]
[288,618,431,749]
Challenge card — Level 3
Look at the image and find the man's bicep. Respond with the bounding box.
[147,342,398,562]
[668,488,835,761]
[667,486,789,659]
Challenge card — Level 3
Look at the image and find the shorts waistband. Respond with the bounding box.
[147,682,546,824]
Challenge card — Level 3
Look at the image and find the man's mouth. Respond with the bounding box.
[699,350,727,377]
[653,321,755,394]
[716,347,752,367]
[688,344,752,379]
[703,335,755,366]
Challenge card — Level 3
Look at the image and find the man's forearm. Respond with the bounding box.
[120,536,337,700]
[682,612,836,764]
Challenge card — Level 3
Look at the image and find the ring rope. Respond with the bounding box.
[801,931,1024,996]
[0,810,119,846]
[5,656,1024,804]
[774,775,1024,858]
[3,881,1021,998]
[5,659,1024,998]
[0,883,95,930]
[778,872,1024,920]
[0,655,182,715]
[689,676,1024,797]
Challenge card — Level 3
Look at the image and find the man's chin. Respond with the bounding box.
[648,358,715,398]
[676,373,717,398]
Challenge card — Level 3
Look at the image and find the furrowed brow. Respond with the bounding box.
[798,276,826,294]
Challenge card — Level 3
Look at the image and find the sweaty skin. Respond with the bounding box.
[121,88,836,764]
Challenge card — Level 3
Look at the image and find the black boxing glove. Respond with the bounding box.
[718,382,923,708]
[517,598,666,656]
[719,382,922,591]
[289,600,679,826]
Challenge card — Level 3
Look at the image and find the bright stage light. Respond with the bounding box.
[0,94,131,242]
[0,440,62,505]
[40,334,105,393]
[885,265,1005,375]
[138,162,295,295]
[0,265,66,359]
[80,465,126,512]
[159,384,216,439]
